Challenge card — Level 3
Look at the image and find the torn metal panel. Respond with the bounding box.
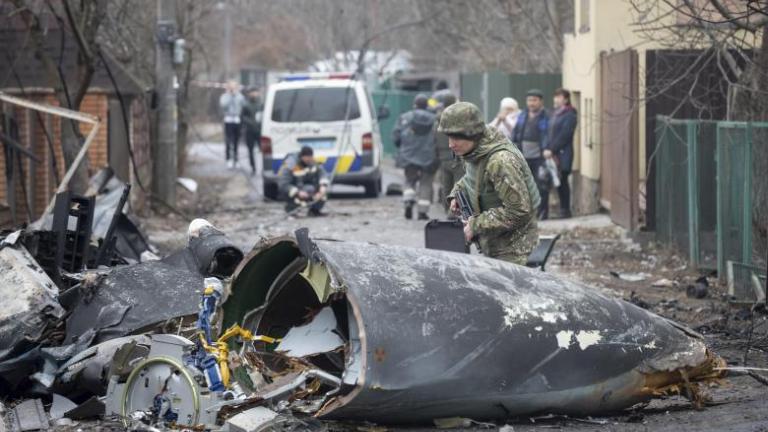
[61,396,104,420]
[91,179,145,265]
[228,235,725,424]
[0,245,65,373]
[49,394,77,420]
[65,221,243,345]
[64,248,206,344]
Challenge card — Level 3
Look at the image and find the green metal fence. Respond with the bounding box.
[371,73,561,154]
[371,89,421,156]
[715,122,768,276]
[655,116,767,277]
[460,72,562,122]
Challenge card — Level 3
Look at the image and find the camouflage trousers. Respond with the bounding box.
[437,159,465,213]
[491,251,529,266]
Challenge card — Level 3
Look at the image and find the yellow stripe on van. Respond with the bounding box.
[334,155,356,174]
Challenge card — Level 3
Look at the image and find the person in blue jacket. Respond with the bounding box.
[512,89,549,219]
[544,88,578,219]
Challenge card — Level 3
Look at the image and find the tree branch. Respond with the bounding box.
[708,0,768,31]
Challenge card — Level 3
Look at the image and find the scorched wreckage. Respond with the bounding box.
[1,218,725,430]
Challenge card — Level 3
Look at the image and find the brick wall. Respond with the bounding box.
[81,93,109,170]
[0,92,113,226]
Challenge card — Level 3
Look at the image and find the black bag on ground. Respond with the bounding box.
[424,219,469,254]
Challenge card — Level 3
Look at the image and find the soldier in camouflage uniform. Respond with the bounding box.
[432,92,465,215]
[438,102,540,265]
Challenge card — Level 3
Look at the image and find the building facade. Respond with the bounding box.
[561,0,760,229]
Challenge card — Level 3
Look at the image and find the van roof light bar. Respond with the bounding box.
[280,72,356,82]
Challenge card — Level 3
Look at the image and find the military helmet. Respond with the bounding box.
[437,101,485,137]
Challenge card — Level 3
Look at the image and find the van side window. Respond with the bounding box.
[272,87,361,122]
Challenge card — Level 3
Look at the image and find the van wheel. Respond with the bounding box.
[364,178,382,198]
[263,183,279,200]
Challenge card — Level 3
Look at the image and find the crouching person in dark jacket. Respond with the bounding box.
[544,88,578,219]
[279,146,329,216]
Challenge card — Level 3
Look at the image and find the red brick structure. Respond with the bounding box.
[0,15,152,226]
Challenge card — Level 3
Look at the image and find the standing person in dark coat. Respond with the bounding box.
[241,87,263,176]
[512,89,549,219]
[544,88,578,219]
[393,94,437,220]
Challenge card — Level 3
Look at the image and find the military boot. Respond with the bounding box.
[404,201,414,219]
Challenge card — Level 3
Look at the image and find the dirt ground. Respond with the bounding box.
[139,142,768,432]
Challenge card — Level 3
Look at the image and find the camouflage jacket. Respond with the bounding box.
[450,127,538,260]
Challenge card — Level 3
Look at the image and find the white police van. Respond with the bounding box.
[260,72,386,199]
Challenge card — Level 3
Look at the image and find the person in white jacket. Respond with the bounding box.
[489,97,520,141]
[219,80,246,168]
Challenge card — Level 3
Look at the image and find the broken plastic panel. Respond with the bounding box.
[224,231,725,423]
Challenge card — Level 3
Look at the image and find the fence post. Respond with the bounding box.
[686,121,700,267]
[654,116,665,241]
[715,124,724,277]
[743,122,753,266]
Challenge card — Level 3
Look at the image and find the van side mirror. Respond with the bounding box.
[377,105,390,120]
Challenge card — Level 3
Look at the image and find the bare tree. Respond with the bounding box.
[9,0,108,192]
[226,0,571,74]
[411,0,572,72]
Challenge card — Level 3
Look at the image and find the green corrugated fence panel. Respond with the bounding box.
[459,73,484,118]
[372,90,422,156]
[460,72,562,122]
[485,71,513,122]
[654,118,766,276]
[715,122,766,278]
[654,116,693,261]
[695,122,718,269]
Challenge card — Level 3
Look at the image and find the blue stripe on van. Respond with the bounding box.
[271,155,364,174]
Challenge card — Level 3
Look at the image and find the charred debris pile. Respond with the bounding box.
[0,181,729,431]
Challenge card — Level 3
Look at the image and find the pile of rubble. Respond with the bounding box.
[0,174,730,431]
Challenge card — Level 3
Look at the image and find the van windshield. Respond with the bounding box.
[271,87,361,122]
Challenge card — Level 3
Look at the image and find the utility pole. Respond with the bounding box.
[153,0,178,209]
[223,0,232,79]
